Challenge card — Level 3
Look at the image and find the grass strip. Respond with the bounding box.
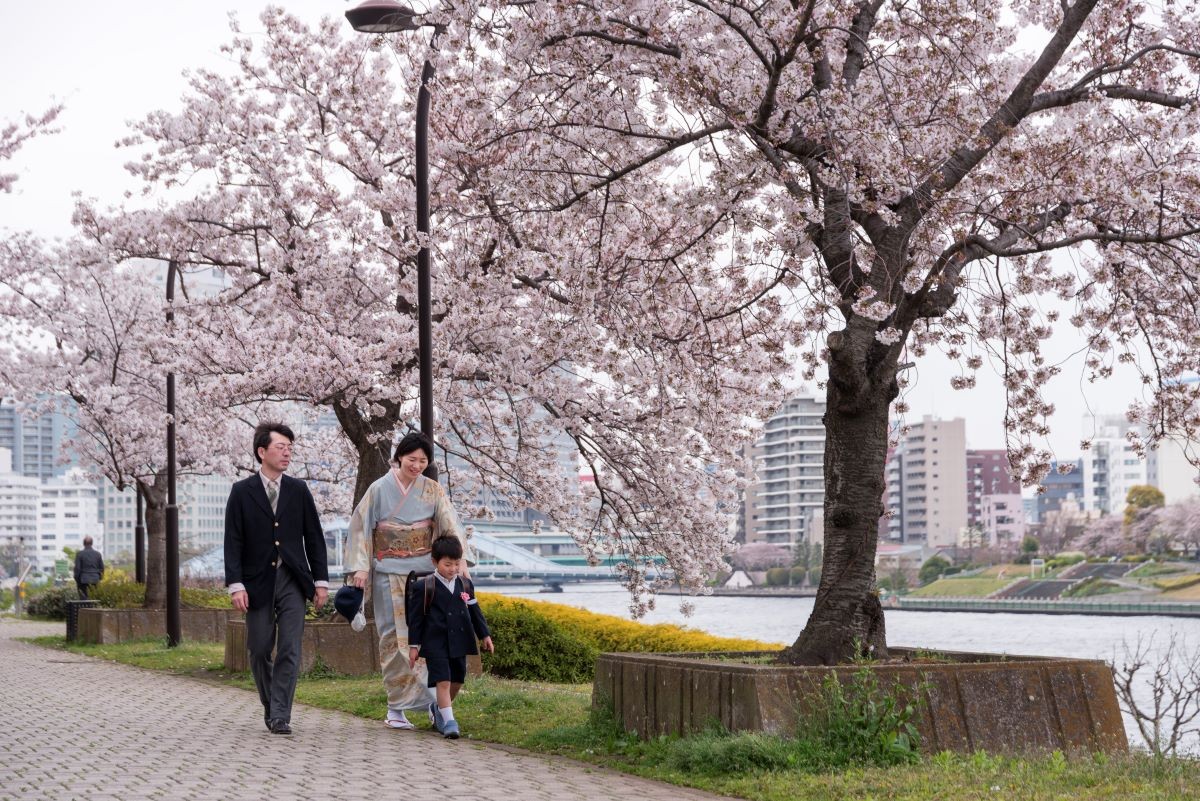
[22,635,1200,801]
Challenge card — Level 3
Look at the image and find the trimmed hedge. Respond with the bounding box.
[481,602,598,682]
[479,593,774,657]
[1153,574,1200,591]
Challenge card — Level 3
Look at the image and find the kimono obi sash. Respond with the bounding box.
[373,518,434,561]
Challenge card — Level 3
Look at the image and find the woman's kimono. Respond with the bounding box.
[346,470,470,711]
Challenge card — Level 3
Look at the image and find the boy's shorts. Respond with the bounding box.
[425,655,467,686]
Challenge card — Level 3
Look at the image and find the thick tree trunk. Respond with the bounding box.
[141,478,168,609]
[785,325,897,665]
[334,403,400,507]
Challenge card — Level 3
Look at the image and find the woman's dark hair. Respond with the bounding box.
[431,535,463,561]
[253,422,295,464]
[393,431,433,463]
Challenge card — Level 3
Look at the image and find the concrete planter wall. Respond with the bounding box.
[594,648,1127,756]
[76,607,234,644]
[225,619,482,678]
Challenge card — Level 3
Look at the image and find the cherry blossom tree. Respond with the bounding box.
[0,105,61,193]
[100,9,792,615]
[0,233,245,607]
[422,0,1200,663]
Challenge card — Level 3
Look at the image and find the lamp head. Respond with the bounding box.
[345,1,420,33]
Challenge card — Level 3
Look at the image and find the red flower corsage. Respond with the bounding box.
[460,591,470,603]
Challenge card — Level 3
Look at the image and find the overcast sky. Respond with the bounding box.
[1,1,1147,461]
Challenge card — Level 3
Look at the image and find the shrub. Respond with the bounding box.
[476,593,774,683]
[1046,553,1086,569]
[801,668,923,768]
[1153,574,1200,591]
[25,584,79,619]
[90,580,145,608]
[765,567,789,586]
[481,602,598,682]
[808,568,821,586]
[918,556,951,586]
[0,587,13,610]
[665,667,924,776]
[789,566,807,585]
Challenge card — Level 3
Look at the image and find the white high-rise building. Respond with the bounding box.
[37,472,103,572]
[99,474,233,561]
[1147,436,1200,505]
[1082,415,1150,514]
[740,396,827,546]
[0,447,40,572]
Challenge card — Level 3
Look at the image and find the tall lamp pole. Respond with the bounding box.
[165,259,181,647]
[134,483,146,584]
[346,0,440,479]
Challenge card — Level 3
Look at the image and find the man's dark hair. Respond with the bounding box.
[253,422,295,464]
[83,536,94,547]
[393,431,434,463]
[431,535,463,561]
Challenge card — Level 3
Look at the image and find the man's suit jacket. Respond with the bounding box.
[73,547,104,585]
[407,576,490,658]
[224,473,328,610]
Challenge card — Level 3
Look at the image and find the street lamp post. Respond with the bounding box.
[135,484,146,584]
[346,0,440,479]
[165,259,181,647]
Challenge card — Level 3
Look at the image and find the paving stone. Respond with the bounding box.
[0,618,723,800]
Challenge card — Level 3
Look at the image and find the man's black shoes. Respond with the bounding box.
[268,718,293,735]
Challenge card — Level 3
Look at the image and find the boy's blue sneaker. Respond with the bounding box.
[428,702,443,733]
[442,719,460,739]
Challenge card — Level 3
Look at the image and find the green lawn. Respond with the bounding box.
[23,636,1200,801]
[908,577,1012,598]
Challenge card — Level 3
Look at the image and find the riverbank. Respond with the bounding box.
[893,597,1200,617]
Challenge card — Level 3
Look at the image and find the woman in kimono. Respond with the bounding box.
[347,432,470,730]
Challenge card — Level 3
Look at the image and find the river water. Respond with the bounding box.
[488,582,1200,753]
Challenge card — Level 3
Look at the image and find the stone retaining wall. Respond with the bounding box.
[225,619,482,677]
[594,648,1127,756]
[77,608,234,644]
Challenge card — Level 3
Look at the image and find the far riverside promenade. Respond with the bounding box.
[0,618,723,801]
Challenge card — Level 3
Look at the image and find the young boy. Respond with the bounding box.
[407,535,494,739]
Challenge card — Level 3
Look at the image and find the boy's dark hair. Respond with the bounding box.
[393,431,434,463]
[253,422,295,464]
[431,535,463,561]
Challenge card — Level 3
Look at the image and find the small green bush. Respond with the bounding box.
[481,603,598,682]
[0,588,12,610]
[90,580,144,608]
[789,566,807,585]
[666,667,924,776]
[766,567,789,586]
[25,584,79,619]
[803,668,923,768]
[918,556,951,586]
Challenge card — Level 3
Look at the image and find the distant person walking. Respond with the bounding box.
[72,536,104,599]
[224,422,329,735]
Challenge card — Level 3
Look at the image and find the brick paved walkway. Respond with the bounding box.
[0,618,725,801]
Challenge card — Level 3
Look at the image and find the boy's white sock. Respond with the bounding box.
[439,706,455,723]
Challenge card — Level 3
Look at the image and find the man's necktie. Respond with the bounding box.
[267,479,279,513]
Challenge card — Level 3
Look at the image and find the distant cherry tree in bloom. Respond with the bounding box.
[0,233,246,607]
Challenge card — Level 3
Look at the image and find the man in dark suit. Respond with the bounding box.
[73,536,104,599]
[224,422,328,735]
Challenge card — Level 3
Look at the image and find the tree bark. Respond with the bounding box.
[141,477,168,609]
[334,403,400,507]
[785,324,895,665]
